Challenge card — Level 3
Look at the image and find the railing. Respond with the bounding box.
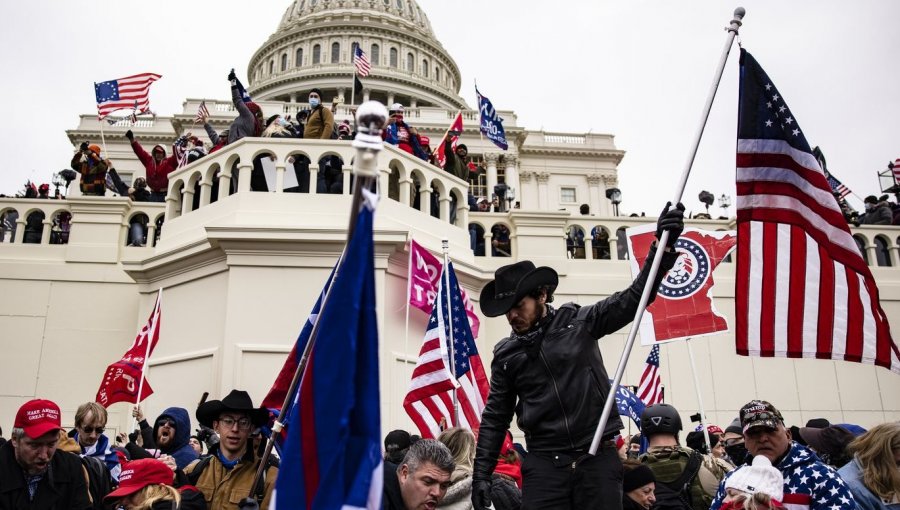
[0,199,73,245]
[543,134,586,145]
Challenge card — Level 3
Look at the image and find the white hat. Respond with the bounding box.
[724,455,783,502]
[390,103,404,113]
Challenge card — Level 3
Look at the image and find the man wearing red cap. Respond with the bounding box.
[0,399,91,509]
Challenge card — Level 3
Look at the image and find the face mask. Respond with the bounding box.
[724,442,750,466]
[277,118,288,127]
[309,97,320,108]
[865,203,874,211]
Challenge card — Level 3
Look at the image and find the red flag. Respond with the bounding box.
[435,113,464,169]
[892,158,900,184]
[96,290,162,407]
[408,239,481,338]
[637,345,663,405]
[627,226,736,344]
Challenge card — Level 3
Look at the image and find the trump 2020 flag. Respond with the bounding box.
[476,85,508,150]
[613,382,646,430]
[272,189,381,510]
[408,239,481,339]
[627,226,736,345]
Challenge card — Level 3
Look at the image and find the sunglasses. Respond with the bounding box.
[81,426,105,434]
[156,418,176,429]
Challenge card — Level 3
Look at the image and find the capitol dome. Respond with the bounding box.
[247,0,467,110]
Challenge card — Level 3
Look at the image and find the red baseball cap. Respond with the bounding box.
[105,459,174,501]
[14,399,62,439]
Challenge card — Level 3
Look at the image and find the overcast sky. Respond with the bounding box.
[1,1,897,215]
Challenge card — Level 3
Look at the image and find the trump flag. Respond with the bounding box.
[626,225,736,345]
[408,239,481,338]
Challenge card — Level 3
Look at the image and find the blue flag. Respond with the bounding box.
[272,191,382,509]
[476,86,508,150]
[613,383,646,430]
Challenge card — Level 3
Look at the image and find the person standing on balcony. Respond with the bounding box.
[303,88,334,140]
[125,130,178,203]
[71,142,108,196]
[226,70,264,143]
[384,103,428,161]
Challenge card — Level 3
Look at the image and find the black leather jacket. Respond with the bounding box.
[473,246,678,480]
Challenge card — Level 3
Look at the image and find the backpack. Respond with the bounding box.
[648,450,703,510]
[186,454,279,504]
[80,455,113,510]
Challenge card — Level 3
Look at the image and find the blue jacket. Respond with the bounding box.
[154,407,199,469]
[838,458,900,510]
[384,122,428,160]
[710,442,859,510]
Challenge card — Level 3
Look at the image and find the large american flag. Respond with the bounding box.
[735,49,899,373]
[195,100,210,123]
[637,345,663,406]
[891,159,900,184]
[353,47,371,77]
[824,172,851,199]
[404,262,489,438]
[94,73,161,120]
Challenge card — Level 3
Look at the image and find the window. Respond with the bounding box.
[435,66,440,82]
[313,44,321,64]
[406,52,414,72]
[396,0,404,9]
[389,47,398,68]
[422,59,428,77]
[351,42,359,62]
[296,48,303,67]
[268,60,274,75]
[331,42,340,63]
[854,235,869,264]
[281,53,287,71]
[560,187,576,203]
[371,44,380,65]
[875,236,892,266]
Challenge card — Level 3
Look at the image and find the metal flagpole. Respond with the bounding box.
[441,239,459,426]
[350,65,357,107]
[589,7,745,456]
[98,119,110,159]
[247,101,389,498]
[131,288,162,434]
[685,338,712,453]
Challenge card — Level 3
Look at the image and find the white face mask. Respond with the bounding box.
[309,97,320,108]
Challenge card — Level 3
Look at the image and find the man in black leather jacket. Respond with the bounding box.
[472,203,685,510]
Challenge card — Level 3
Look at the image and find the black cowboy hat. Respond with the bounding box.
[196,390,269,429]
[479,261,558,317]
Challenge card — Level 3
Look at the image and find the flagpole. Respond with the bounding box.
[441,239,459,426]
[685,338,712,454]
[351,66,357,107]
[589,7,745,457]
[403,240,413,427]
[248,101,389,499]
[131,288,161,434]
[98,120,110,160]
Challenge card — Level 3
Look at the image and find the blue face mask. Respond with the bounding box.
[277,118,288,127]
[309,97,320,108]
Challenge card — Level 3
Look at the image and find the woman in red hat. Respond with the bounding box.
[104,458,206,509]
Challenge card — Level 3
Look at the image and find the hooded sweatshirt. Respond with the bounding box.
[130,140,179,193]
[152,407,199,469]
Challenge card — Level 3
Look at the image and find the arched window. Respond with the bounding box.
[351,42,359,62]
[371,44,380,66]
[470,224,485,256]
[875,236,892,266]
[590,226,611,260]
[566,226,586,259]
[331,42,340,63]
[616,227,629,260]
[422,59,429,78]
[296,48,303,67]
[853,235,869,264]
[435,66,440,82]
[268,60,274,75]
[396,0,404,9]
[491,223,511,257]
[389,47,398,68]
[313,44,321,64]
[406,52,414,72]
[281,53,287,71]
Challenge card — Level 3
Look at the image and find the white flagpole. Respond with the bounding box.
[441,238,459,426]
[685,338,712,453]
[403,240,413,426]
[131,288,162,434]
[589,7,745,456]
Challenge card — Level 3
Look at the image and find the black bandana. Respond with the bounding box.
[511,305,556,357]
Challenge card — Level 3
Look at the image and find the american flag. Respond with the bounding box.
[637,345,663,406]
[824,172,851,199]
[735,49,899,373]
[891,159,900,183]
[353,47,371,77]
[195,100,210,123]
[404,262,489,438]
[94,73,161,120]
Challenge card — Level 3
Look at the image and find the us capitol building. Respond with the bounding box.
[1,0,897,436]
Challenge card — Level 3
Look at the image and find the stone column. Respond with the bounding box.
[387,93,395,107]
[147,223,157,247]
[439,196,451,222]
[41,220,52,245]
[363,88,371,102]
[459,203,469,229]
[336,87,346,104]
[13,219,25,243]
[410,99,418,109]
[483,231,493,258]
[587,174,602,215]
[218,169,232,201]
[181,187,194,215]
[199,180,213,207]
[290,93,297,103]
[505,155,520,205]
[866,245,877,267]
[536,172,551,210]
[165,194,179,221]
[237,163,253,193]
[484,153,499,203]
[419,187,432,215]
[399,178,411,206]
[274,163,286,193]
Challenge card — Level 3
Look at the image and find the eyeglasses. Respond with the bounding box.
[219,417,252,430]
[156,418,176,429]
[81,426,105,435]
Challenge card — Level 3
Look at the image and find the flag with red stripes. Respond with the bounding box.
[195,100,209,123]
[94,73,161,120]
[435,112,464,169]
[891,158,900,184]
[735,49,899,373]
[637,345,663,406]
[353,47,371,77]
[404,261,489,438]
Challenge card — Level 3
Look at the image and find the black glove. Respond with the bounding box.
[655,201,685,249]
[236,497,259,510]
[472,478,492,510]
[228,69,237,82]
[125,130,134,141]
[79,142,89,152]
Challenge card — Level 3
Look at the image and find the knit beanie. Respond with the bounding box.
[725,455,784,502]
[623,464,655,493]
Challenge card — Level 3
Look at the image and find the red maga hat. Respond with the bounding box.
[14,399,62,439]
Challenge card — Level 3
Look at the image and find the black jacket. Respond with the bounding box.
[382,461,405,510]
[473,247,678,480]
[0,441,92,510]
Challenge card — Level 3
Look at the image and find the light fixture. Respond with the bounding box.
[605,187,622,216]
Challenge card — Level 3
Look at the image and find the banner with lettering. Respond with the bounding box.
[408,239,481,338]
[476,85,508,151]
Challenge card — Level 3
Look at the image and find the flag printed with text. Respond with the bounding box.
[95,73,161,120]
[96,290,162,407]
[476,86,508,150]
[271,191,381,509]
[735,49,899,373]
[404,261,489,438]
[435,112,464,169]
[637,345,663,406]
[408,239,481,338]
[627,225,736,345]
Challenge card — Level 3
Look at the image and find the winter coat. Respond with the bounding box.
[488,473,521,510]
[473,247,679,481]
[71,152,108,196]
[443,139,469,181]
[227,87,262,144]
[384,122,428,160]
[0,441,92,510]
[303,105,334,140]
[183,445,277,510]
[438,467,473,510]
[838,458,900,510]
[66,430,120,481]
[151,407,199,469]
[860,202,893,225]
[130,140,178,193]
[382,461,405,510]
[710,442,859,510]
